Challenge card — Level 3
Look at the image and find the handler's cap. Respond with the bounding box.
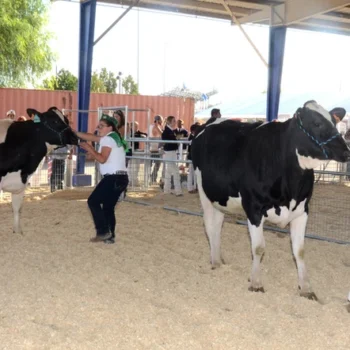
[101,114,118,127]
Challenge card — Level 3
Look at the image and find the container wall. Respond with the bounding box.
[0,88,195,134]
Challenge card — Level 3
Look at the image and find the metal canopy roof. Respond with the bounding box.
[97,0,350,36]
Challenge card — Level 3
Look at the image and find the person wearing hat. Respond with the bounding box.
[329,107,347,137]
[329,107,346,125]
[206,108,221,124]
[75,114,129,244]
[6,110,16,120]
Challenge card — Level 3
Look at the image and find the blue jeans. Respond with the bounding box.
[87,174,128,238]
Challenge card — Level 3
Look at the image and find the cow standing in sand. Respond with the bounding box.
[191,101,350,300]
[0,107,78,234]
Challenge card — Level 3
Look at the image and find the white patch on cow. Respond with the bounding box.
[195,168,225,267]
[289,212,314,296]
[296,149,327,169]
[195,167,243,215]
[195,128,205,138]
[304,101,332,123]
[213,196,243,214]
[46,143,55,153]
[265,199,307,228]
[0,171,26,193]
[194,118,229,139]
[247,219,265,290]
[53,108,65,123]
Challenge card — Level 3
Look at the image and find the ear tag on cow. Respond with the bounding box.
[34,114,41,123]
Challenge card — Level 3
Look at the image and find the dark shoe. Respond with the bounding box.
[90,232,112,243]
[104,238,115,244]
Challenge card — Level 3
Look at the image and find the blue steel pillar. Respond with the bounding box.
[266,26,287,122]
[77,0,97,174]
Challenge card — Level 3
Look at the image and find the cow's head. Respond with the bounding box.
[26,107,78,146]
[294,101,350,166]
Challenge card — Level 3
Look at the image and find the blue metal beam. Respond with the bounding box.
[266,26,287,122]
[77,0,97,174]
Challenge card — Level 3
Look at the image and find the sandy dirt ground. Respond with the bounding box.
[0,188,349,350]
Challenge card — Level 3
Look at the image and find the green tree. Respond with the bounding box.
[42,69,78,91]
[122,75,139,95]
[0,0,54,87]
[91,71,105,93]
[91,68,117,93]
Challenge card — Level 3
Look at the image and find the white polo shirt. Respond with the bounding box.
[98,133,127,175]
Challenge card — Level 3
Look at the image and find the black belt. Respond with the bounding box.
[103,171,127,177]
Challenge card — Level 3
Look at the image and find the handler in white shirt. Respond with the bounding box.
[75,115,129,244]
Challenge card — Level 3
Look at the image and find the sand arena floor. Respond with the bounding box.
[0,187,349,349]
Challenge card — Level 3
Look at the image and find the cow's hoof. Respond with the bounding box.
[300,292,318,301]
[211,262,221,270]
[346,304,350,313]
[248,286,265,293]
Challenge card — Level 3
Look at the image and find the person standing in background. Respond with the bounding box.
[6,110,16,120]
[161,116,183,196]
[149,115,164,184]
[187,123,200,193]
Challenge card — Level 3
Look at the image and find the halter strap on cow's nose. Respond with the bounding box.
[297,115,340,159]
[41,120,71,145]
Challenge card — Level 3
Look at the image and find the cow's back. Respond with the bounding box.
[0,119,13,143]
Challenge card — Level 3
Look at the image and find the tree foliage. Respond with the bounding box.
[42,69,78,91]
[91,68,117,93]
[41,67,139,95]
[122,74,139,95]
[0,0,54,87]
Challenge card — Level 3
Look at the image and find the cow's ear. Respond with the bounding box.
[27,108,38,118]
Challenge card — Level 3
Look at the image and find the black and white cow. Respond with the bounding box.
[0,107,78,233]
[191,101,350,300]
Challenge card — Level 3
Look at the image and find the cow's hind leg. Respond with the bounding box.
[197,181,224,269]
[11,191,25,234]
[290,213,317,301]
[247,220,265,292]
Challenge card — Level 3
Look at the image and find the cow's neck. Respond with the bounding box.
[285,118,327,170]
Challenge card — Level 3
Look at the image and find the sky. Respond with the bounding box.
[48,1,350,104]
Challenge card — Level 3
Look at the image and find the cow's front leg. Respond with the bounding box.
[248,220,265,292]
[11,191,25,234]
[197,180,225,268]
[290,213,317,300]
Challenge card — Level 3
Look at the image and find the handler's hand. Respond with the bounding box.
[80,142,93,153]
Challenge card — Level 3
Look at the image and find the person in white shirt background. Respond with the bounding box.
[75,115,129,244]
[6,109,16,120]
[149,115,164,184]
[329,107,346,135]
